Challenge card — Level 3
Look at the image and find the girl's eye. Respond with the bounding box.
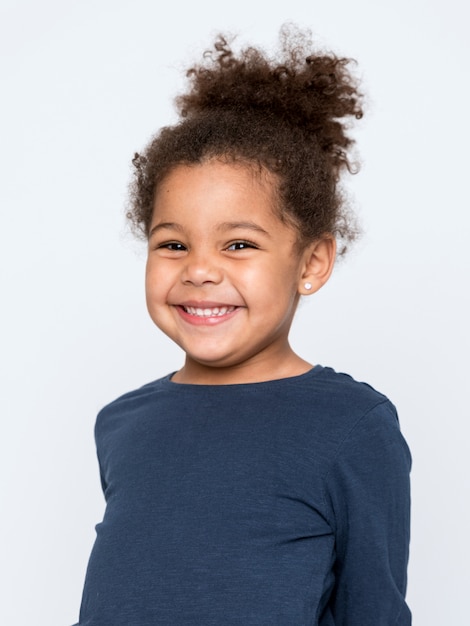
[226,241,257,251]
[158,242,187,251]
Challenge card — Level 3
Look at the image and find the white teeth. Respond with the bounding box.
[183,305,235,317]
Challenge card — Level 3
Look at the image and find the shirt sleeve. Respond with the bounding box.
[324,400,412,625]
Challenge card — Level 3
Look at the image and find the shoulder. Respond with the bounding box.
[306,365,391,410]
[292,367,412,486]
[94,374,174,436]
[308,366,410,459]
[285,366,400,435]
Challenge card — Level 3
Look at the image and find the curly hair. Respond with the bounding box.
[128,25,363,252]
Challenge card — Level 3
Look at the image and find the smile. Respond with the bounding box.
[182,305,236,318]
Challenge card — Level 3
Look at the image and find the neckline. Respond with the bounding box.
[160,364,324,390]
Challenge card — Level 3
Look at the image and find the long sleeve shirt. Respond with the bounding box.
[75,365,411,625]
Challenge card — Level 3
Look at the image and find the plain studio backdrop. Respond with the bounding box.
[1,1,468,624]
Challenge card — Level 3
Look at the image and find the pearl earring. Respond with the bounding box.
[304,282,312,290]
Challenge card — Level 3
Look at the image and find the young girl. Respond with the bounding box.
[75,27,411,625]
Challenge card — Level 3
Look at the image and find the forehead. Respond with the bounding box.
[151,160,281,223]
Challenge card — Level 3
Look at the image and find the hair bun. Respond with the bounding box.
[177,26,363,160]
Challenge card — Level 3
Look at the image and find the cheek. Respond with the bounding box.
[260,258,300,292]
[145,260,165,301]
[145,260,154,294]
[240,263,299,307]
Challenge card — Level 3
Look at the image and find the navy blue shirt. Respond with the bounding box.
[76,366,411,625]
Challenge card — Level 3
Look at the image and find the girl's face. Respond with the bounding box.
[146,160,331,384]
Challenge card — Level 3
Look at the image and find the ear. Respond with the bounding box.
[298,235,336,296]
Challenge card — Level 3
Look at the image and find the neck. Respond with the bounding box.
[171,347,313,385]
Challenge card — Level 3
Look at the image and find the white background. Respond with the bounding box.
[1,1,468,624]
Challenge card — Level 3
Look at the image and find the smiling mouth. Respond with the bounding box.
[181,305,237,318]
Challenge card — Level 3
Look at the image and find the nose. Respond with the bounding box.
[181,250,224,286]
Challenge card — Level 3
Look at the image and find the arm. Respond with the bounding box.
[324,401,412,625]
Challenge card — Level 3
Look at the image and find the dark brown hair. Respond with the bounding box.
[127,26,363,252]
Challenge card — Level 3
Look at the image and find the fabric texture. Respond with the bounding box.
[75,365,411,625]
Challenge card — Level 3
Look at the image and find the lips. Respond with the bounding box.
[175,302,240,325]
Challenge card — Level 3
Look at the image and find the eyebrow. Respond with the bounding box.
[148,222,184,238]
[216,221,271,237]
[148,221,271,238]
